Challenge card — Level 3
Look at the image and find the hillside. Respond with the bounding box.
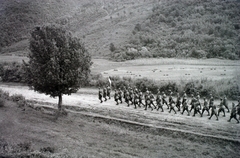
[111,0,240,61]
[0,0,239,60]
[0,0,155,57]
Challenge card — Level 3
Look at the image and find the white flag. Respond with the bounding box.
[108,76,112,86]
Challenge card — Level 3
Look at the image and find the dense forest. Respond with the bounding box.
[111,0,240,61]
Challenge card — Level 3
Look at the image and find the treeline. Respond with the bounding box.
[1,62,239,100]
[90,74,240,100]
[111,0,240,61]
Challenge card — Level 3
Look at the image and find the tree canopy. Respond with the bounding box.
[25,25,92,112]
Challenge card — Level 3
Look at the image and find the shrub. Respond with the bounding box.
[10,94,25,102]
[0,62,26,83]
[92,75,239,100]
[0,89,10,100]
[10,94,26,107]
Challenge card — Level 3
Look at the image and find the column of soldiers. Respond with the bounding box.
[98,86,240,123]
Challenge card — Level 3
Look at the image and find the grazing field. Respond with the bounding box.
[92,58,240,81]
[1,55,239,81]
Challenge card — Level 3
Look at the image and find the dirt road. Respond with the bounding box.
[0,84,240,157]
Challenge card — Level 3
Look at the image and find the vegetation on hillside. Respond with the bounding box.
[111,0,240,61]
[0,0,82,48]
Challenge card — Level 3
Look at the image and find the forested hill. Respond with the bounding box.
[111,0,240,61]
[0,0,240,60]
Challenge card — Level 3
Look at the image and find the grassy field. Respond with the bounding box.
[91,58,240,82]
[1,55,239,82]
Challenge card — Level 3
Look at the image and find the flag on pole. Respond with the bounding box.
[108,76,112,87]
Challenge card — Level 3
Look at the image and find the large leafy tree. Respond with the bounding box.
[25,25,92,114]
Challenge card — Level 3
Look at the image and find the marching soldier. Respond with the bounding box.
[103,87,107,101]
[133,92,140,109]
[107,85,111,99]
[181,100,190,116]
[138,91,145,107]
[228,103,239,123]
[208,103,218,121]
[125,90,131,107]
[168,97,177,114]
[162,92,169,109]
[145,92,153,111]
[223,95,230,113]
[156,90,164,112]
[175,93,181,111]
[209,94,214,109]
[168,92,173,105]
[189,94,197,113]
[118,88,123,104]
[144,89,149,110]
[149,91,157,109]
[114,89,119,105]
[129,88,134,105]
[218,98,226,117]
[192,100,202,117]
[98,87,103,103]
[201,97,210,116]
[182,91,187,104]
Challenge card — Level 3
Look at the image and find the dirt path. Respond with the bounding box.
[1,84,240,157]
[1,84,239,142]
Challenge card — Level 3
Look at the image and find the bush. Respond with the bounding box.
[0,62,26,83]
[0,89,10,100]
[10,94,26,107]
[92,75,240,100]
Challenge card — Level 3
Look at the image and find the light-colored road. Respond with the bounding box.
[1,83,240,142]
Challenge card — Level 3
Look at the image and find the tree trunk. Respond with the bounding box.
[58,94,63,112]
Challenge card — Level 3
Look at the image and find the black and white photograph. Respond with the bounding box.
[0,0,240,157]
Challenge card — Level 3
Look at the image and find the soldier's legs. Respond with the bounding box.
[176,103,181,111]
[138,101,141,108]
[163,100,169,109]
[201,109,205,117]
[181,108,185,114]
[151,102,156,109]
[218,108,225,117]
[172,107,177,114]
[144,101,147,110]
[215,112,219,120]
[119,97,122,103]
[208,112,214,119]
[193,109,201,116]
[104,96,107,101]
[234,115,240,123]
[198,109,202,117]
[193,109,196,116]
[190,105,194,113]
[134,100,137,109]
[160,106,164,112]
[169,108,172,113]
[99,97,103,103]
[224,105,230,112]
[207,109,210,116]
